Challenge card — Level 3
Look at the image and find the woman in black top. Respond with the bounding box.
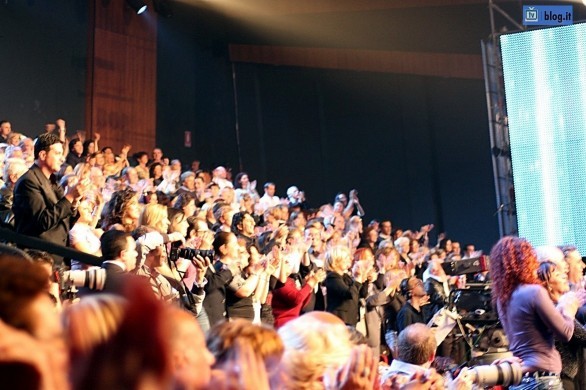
[324,245,365,326]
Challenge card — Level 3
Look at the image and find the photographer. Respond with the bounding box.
[134,232,180,303]
[203,232,241,326]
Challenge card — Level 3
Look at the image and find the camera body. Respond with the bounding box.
[168,246,214,262]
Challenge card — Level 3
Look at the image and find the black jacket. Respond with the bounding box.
[12,164,74,249]
[203,261,234,326]
[324,271,362,326]
[396,301,425,333]
[424,277,449,322]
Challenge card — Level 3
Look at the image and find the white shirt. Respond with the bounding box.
[102,260,127,272]
[380,359,430,384]
[258,193,280,213]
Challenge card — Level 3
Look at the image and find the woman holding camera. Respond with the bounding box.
[490,237,585,390]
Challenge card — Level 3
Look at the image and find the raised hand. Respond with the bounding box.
[192,255,211,285]
[324,345,377,390]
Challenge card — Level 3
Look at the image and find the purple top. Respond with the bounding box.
[498,284,574,373]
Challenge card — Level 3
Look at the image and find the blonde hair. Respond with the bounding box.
[140,203,169,233]
[324,245,351,272]
[278,312,353,389]
[64,294,127,357]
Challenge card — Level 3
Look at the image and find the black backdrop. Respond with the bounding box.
[1,1,500,251]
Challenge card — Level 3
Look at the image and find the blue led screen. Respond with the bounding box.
[500,23,586,251]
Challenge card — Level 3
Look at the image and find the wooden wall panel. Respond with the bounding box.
[229,44,483,80]
[85,0,157,153]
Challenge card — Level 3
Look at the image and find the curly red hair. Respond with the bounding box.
[490,236,539,313]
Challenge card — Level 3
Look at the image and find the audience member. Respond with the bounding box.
[491,237,584,390]
[13,133,88,262]
[0,120,11,143]
[396,276,428,333]
[324,245,365,327]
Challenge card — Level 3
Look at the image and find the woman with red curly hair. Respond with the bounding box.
[490,236,584,389]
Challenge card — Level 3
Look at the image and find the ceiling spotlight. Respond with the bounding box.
[126,0,147,15]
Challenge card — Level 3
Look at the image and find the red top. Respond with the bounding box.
[271,277,313,329]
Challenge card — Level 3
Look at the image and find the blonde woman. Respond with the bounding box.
[324,245,366,327]
[140,203,170,234]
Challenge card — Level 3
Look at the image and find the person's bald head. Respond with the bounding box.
[397,323,436,365]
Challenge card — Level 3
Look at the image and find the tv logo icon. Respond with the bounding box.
[523,5,573,25]
[525,7,538,22]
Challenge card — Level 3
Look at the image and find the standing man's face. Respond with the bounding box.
[381,222,392,235]
[40,143,66,173]
[0,122,11,136]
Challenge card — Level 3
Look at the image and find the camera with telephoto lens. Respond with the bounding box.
[168,245,214,262]
[58,268,107,298]
[466,361,522,387]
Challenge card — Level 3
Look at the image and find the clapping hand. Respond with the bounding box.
[210,339,270,390]
[324,345,377,390]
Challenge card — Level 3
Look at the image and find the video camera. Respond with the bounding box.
[441,255,490,277]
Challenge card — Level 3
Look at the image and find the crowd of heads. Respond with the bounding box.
[4,118,565,389]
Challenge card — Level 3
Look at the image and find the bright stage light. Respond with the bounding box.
[126,0,147,15]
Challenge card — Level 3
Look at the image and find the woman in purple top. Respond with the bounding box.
[490,237,584,390]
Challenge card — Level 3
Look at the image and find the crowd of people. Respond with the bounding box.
[1,118,586,390]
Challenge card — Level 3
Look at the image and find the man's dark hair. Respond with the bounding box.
[134,151,148,160]
[24,249,54,268]
[101,230,131,261]
[397,323,436,365]
[263,182,275,190]
[231,211,251,234]
[0,120,9,126]
[34,132,62,159]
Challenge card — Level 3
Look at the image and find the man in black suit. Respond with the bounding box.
[98,230,138,294]
[12,133,87,262]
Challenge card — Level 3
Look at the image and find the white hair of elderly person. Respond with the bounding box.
[535,245,568,274]
[277,311,378,390]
